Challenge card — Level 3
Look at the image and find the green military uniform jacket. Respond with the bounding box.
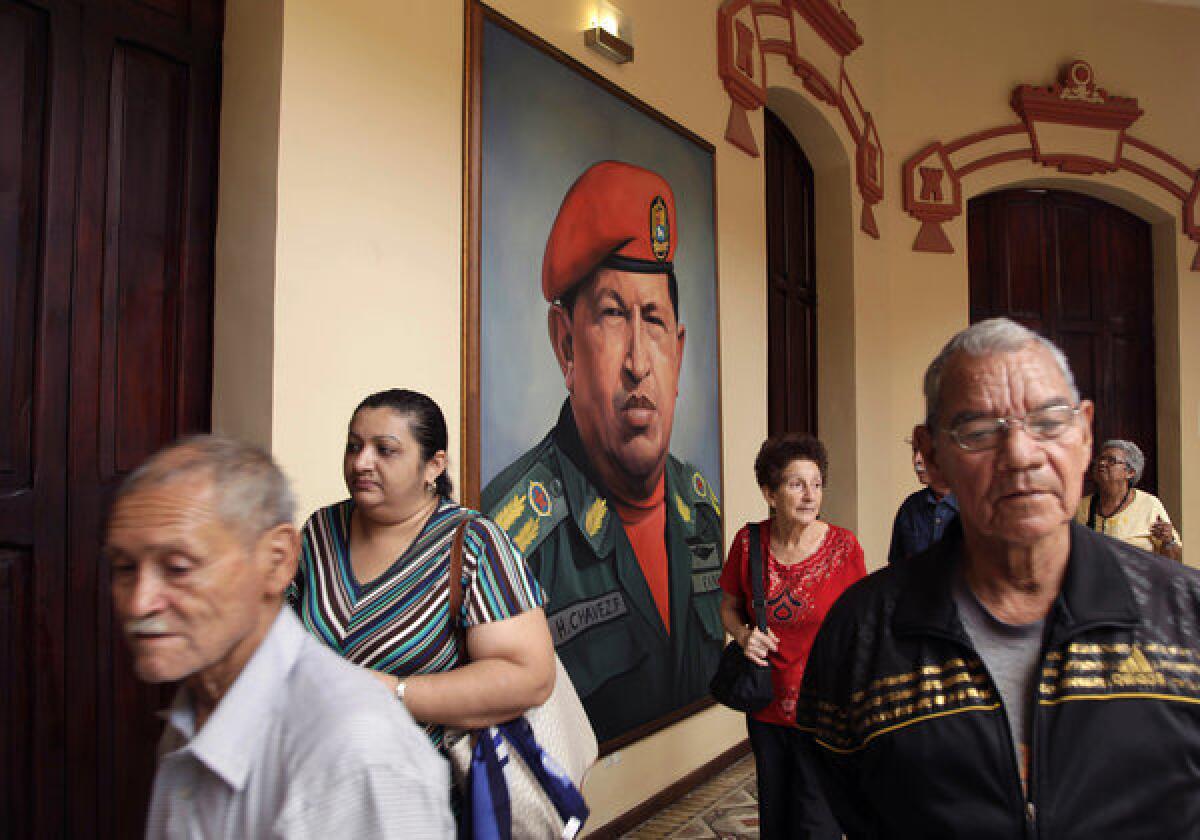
[482,401,725,743]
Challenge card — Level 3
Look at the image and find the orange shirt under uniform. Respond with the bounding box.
[613,475,672,632]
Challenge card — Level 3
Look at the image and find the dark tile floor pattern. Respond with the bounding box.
[620,755,759,839]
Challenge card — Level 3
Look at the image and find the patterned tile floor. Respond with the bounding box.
[621,756,759,839]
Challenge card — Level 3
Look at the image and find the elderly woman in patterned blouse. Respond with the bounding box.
[288,389,555,750]
[1075,438,1182,561]
[718,433,865,840]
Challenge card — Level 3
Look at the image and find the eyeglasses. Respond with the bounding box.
[1095,456,1128,468]
[945,405,1082,452]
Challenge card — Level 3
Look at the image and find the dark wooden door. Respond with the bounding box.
[968,189,1156,492]
[0,1,221,836]
[764,108,818,437]
[1,4,75,835]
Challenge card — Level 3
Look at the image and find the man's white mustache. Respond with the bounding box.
[126,616,171,636]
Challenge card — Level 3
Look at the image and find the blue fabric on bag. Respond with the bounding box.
[466,720,589,840]
[467,728,510,840]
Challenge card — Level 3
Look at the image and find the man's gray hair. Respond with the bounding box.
[1101,438,1146,485]
[113,435,295,543]
[923,317,1080,428]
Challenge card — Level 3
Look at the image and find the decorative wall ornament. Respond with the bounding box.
[903,60,1200,269]
[717,0,883,238]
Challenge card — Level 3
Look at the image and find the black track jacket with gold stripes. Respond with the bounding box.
[796,520,1200,839]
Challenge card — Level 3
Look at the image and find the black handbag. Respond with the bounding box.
[709,523,774,713]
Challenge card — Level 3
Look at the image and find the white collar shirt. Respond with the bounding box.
[145,608,453,839]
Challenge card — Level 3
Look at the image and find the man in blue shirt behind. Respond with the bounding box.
[887,439,957,564]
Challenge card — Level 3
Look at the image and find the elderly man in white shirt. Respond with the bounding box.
[105,435,453,839]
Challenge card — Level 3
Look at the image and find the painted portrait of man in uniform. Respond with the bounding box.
[466,10,724,746]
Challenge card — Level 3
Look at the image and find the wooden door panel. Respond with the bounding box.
[1055,330,1099,403]
[1107,333,1157,490]
[765,129,786,279]
[784,159,814,296]
[121,0,222,40]
[997,196,1044,319]
[765,108,817,437]
[1,1,81,835]
[0,0,46,509]
[102,43,188,475]
[967,202,991,322]
[0,5,50,836]
[969,189,1157,494]
[0,544,35,837]
[0,8,45,830]
[1104,205,1152,330]
[131,0,190,20]
[93,40,194,840]
[67,5,220,835]
[1049,199,1095,323]
[790,303,816,430]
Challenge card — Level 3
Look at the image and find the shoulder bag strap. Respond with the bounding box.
[748,523,767,632]
[1087,493,1099,530]
[448,518,471,653]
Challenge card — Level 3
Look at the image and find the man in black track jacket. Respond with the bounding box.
[797,317,1200,839]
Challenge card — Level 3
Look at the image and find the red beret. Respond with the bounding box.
[541,160,677,302]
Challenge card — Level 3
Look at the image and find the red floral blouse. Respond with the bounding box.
[718,519,866,726]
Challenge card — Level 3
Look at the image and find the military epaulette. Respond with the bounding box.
[682,463,722,519]
[486,460,568,557]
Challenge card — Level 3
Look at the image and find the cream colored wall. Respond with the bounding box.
[211,0,282,449]
[211,0,1200,831]
[269,0,467,511]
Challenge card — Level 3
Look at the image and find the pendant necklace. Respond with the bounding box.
[1097,487,1132,533]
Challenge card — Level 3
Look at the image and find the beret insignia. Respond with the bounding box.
[650,196,670,261]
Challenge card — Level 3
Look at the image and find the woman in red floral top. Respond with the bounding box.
[718,434,866,840]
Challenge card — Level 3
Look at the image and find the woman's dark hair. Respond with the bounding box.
[754,433,829,489]
[354,389,454,498]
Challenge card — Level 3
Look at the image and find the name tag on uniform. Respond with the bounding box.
[548,591,629,646]
[692,570,721,593]
[689,542,720,571]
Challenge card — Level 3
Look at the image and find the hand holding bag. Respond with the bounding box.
[444,518,597,839]
[709,522,774,713]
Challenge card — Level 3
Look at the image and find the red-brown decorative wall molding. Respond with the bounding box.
[903,60,1200,270]
[717,0,882,238]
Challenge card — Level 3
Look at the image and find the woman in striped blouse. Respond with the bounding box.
[289,389,555,749]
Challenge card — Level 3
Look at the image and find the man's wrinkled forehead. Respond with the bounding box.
[585,267,673,308]
[940,345,1073,419]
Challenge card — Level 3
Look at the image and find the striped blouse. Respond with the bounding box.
[289,498,546,747]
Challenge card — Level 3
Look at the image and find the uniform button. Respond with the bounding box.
[551,479,563,495]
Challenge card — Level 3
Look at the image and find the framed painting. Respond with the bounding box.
[463,2,725,750]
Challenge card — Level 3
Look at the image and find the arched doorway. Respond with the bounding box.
[967,188,1157,492]
[764,107,817,437]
